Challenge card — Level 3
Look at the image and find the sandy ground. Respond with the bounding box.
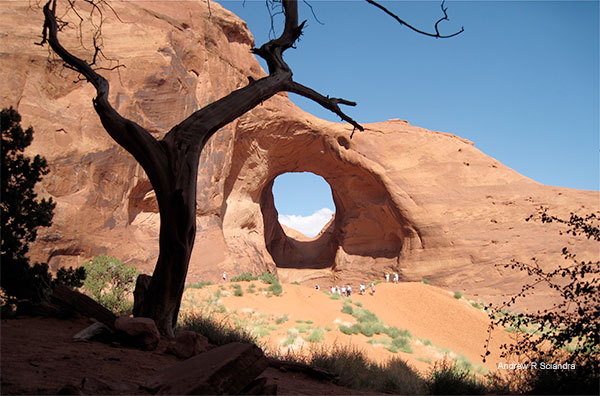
[1,281,517,394]
[182,281,517,375]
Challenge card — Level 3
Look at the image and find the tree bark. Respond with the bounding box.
[42,0,364,336]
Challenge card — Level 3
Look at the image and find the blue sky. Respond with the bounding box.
[217,0,599,235]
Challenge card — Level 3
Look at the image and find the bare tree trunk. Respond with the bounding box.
[41,0,367,337]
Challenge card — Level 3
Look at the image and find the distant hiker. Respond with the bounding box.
[385,273,390,283]
[393,272,399,283]
[336,286,342,295]
[359,284,366,295]
[347,285,352,297]
[371,282,376,296]
[222,272,227,282]
[331,286,337,294]
[341,286,346,296]
[315,284,320,291]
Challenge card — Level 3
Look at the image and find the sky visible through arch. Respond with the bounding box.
[217,0,599,235]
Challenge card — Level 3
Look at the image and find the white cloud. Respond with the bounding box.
[278,208,335,238]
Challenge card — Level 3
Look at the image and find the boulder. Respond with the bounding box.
[166,330,213,359]
[114,317,160,351]
[72,322,113,343]
[144,342,269,395]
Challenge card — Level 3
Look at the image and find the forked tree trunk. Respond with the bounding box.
[42,0,364,337]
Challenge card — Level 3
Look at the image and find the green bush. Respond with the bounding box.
[428,359,487,395]
[339,324,359,335]
[453,291,462,299]
[275,314,289,324]
[341,303,354,315]
[306,327,325,343]
[230,272,258,282]
[471,302,482,309]
[82,255,140,314]
[329,293,341,300]
[422,279,430,285]
[354,301,363,307]
[185,281,212,289]
[0,108,85,303]
[307,345,427,394]
[233,285,243,297]
[268,282,282,296]
[259,271,278,284]
[391,336,413,354]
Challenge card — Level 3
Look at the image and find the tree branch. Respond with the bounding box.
[365,0,464,38]
[252,0,306,74]
[40,0,166,179]
[285,80,364,135]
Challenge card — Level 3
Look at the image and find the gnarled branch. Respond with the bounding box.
[365,0,464,38]
[285,81,364,133]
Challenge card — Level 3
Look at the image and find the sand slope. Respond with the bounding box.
[183,281,517,375]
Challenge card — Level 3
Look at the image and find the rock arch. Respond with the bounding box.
[220,106,423,282]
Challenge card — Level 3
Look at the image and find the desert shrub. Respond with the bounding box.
[352,308,379,323]
[391,336,413,354]
[82,255,139,314]
[329,293,341,300]
[185,281,212,289]
[230,272,258,282]
[296,324,310,333]
[295,319,304,323]
[305,319,313,324]
[233,285,243,297]
[258,271,278,284]
[178,312,257,346]
[422,278,430,285]
[373,357,427,394]
[453,291,462,299]
[385,326,412,339]
[471,302,482,309]
[354,301,363,307]
[428,359,487,395]
[341,303,354,315]
[275,314,289,324]
[252,326,270,338]
[339,324,359,335]
[306,327,325,343]
[268,282,282,296]
[420,338,433,346]
[484,208,599,393]
[283,328,298,346]
[291,281,300,285]
[308,344,427,394]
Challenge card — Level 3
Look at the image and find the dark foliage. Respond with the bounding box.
[483,207,599,393]
[1,107,56,301]
[1,108,84,303]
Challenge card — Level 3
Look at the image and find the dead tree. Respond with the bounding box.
[40,0,461,336]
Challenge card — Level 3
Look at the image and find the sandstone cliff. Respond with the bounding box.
[1,1,597,310]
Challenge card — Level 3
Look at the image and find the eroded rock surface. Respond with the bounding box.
[1,1,597,310]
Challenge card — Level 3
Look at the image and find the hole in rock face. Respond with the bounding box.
[272,172,335,239]
[262,172,338,269]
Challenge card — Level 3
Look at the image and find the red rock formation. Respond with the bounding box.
[1,1,596,310]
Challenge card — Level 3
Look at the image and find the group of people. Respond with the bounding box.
[385,272,399,283]
[316,282,378,296]
[316,272,400,298]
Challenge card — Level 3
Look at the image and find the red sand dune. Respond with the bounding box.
[183,281,517,375]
